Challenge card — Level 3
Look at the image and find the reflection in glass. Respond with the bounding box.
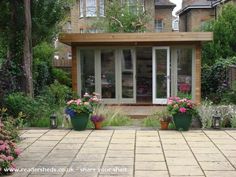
[101,50,116,98]
[156,49,167,98]
[122,49,133,98]
[80,49,95,95]
[177,48,192,99]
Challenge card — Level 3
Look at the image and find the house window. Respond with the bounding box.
[80,0,84,17]
[67,52,72,60]
[172,19,179,31]
[155,19,163,32]
[67,21,72,32]
[126,0,144,14]
[99,0,105,16]
[86,0,97,17]
[79,0,105,17]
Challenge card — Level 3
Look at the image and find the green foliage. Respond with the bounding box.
[52,68,71,86]
[42,80,72,106]
[33,42,54,95]
[142,116,160,128]
[31,0,74,45]
[222,81,236,104]
[0,108,22,141]
[202,4,236,65]
[231,116,236,128]
[4,81,72,127]
[201,57,236,103]
[99,107,131,126]
[93,0,150,32]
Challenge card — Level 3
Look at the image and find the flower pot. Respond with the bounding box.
[173,113,192,131]
[160,121,169,130]
[93,121,102,130]
[70,113,89,131]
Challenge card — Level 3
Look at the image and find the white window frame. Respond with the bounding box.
[155,19,164,32]
[86,0,97,17]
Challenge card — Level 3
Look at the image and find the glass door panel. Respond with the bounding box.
[121,49,136,103]
[80,49,95,95]
[152,47,170,104]
[101,49,116,99]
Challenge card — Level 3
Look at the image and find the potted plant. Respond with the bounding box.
[156,110,172,130]
[91,114,105,130]
[65,93,101,131]
[167,97,197,131]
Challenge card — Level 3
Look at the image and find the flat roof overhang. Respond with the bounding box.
[59,32,213,46]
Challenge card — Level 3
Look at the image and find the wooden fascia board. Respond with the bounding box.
[59,32,213,46]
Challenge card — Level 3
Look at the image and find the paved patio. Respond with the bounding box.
[11,129,236,177]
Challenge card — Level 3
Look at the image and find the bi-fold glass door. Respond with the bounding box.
[152,47,170,104]
[79,48,136,104]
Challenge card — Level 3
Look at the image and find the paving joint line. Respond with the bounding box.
[181,131,207,177]
[224,130,236,141]
[97,130,115,177]
[202,130,236,170]
[61,129,93,177]
[133,130,137,177]
[157,130,171,177]
[25,129,72,177]
[20,129,51,153]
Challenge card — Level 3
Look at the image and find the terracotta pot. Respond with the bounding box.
[94,121,102,130]
[160,121,169,130]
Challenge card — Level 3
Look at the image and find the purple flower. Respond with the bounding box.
[91,115,104,123]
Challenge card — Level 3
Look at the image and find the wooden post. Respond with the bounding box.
[71,46,78,93]
[195,44,201,104]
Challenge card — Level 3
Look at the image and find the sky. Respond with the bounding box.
[169,0,182,16]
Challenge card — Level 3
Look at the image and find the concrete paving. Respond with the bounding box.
[9,129,236,177]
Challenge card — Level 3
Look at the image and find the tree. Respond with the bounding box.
[23,0,33,97]
[202,4,236,65]
[93,0,150,32]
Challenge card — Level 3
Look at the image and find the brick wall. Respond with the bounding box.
[155,7,174,32]
[179,8,215,32]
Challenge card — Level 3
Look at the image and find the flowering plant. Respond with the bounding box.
[167,97,197,116]
[90,114,105,123]
[0,140,21,175]
[65,93,102,117]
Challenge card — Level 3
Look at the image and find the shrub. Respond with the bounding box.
[0,139,20,175]
[41,80,72,107]
[52,68,71,87]
[4,92,36,119]
[198,102,236,128]
[142,116,160,128]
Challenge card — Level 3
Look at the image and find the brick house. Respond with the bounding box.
[178,0,236,32]
[56,0,176,62]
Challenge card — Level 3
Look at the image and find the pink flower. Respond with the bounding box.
[6,156,14,161]
[76,99,81,105]
[179,107,187,113]
[67,100,74,105]
[14,148,21,156]
[0,144,6,151]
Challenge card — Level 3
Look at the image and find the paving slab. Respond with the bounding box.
[9,129,236,177]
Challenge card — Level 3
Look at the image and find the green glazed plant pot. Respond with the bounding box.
[70,113,89,131]
[173,113,192,131]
